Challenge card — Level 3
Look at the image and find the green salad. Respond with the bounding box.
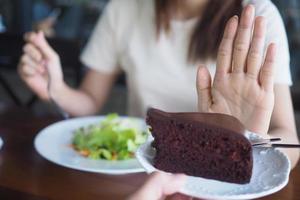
[72,114,148,160]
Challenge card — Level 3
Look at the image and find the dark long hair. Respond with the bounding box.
[155,0,243,62]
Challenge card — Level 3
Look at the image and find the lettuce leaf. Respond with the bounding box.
[72,114,148,160]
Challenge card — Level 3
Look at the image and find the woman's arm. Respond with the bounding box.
[197,5,275,135]
[19,31,119,117]
[196,5,300,168]
[51,69,119,117]
[269,85,300,168]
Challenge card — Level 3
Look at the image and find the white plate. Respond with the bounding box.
[0,137,3,150]
[136,132,291,199]
[34,116,146,175]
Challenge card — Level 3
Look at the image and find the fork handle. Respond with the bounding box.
[272,144,300,148]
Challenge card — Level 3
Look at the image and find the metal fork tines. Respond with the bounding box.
[251,138,282,147]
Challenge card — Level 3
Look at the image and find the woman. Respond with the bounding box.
[18,0,299,169]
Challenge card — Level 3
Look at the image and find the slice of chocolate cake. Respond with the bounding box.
[146,108,253,184]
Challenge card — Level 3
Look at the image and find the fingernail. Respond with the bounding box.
[229,15,238,28]
[246,5,255,17]
[175,174,187,181]
[268,43,277,61]
[232,15,239,21]
[270,43,277,54]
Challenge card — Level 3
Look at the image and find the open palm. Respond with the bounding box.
[197,5,276,135]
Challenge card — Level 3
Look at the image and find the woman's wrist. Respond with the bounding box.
[245,117,271,138]
[48,79,68,102]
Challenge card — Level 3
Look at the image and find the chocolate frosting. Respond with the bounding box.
[147,108,245,135]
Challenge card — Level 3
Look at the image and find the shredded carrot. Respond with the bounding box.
[79,149,90,157]
[112,152,117,160]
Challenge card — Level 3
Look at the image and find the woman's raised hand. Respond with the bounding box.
[18,31,63,100]
[197,5,276,136]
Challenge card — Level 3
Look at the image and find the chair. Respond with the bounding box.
[0,33,24,105]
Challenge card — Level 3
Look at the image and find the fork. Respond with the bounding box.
[252,138,300,148]
[255,143,300,148]
[251,138,281,147]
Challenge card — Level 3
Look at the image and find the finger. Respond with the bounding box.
[35,31,58,60]
[216,15,238,77]
[20,54,45,74]
[25,31,57,60]
[232,5,255,73]
[23,43,43,63]
[260,43,276,91]
[246,16,266,78]
[148,172,186,196]
[130,172,186,200]
[21,43,46,74]
[20,55,39,69]
[168,194,192,200]
[19,64,36,77]
[24,32,36,42]
[196,66,212,112]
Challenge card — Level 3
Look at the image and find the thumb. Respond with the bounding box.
[196,65,212,112]
[34,31,58,60]
[128,172,186,200]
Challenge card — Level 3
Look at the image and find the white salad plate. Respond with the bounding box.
[136,132,291,200]
[34,116,146,175]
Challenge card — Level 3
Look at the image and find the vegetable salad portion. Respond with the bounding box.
[72,114,148,160]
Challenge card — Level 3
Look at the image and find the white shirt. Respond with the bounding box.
[80,0,292,117]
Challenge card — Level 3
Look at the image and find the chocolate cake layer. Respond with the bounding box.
[146,108,253,184]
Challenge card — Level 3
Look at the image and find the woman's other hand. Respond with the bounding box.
[18,31,63,101]
[128,172,191,200]
[197,5,276,136]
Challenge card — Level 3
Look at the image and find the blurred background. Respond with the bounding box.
[0,0,300,129]
[0,0,128,116]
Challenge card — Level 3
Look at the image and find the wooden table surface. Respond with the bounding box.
[0,108,299,200]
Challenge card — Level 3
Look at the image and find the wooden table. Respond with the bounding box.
[0,108,299,200]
